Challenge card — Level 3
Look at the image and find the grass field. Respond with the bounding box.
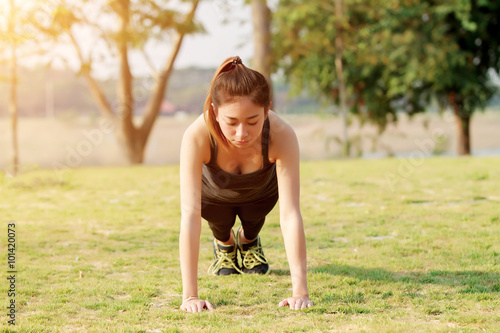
[1,157,499,332]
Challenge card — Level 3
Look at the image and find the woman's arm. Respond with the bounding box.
[273,118,313,310]
[179,117,213,312]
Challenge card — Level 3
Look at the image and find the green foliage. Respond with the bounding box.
[386,0,500,117]
[273,0,500,128]
[273,0,414,128]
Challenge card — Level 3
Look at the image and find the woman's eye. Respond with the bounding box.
[248,122,258,126]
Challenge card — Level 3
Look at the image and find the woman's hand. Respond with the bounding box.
[278,296,313,310]
[180,297,214,313]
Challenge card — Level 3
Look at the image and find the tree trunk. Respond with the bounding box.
[139,0,199,152]
[251,0,273,100]
[116,0,142,163]
[335,0,349,156]
[9,0,19,175]
[68,0,198,164]
[136,0,199,164]
[448,91,471,156]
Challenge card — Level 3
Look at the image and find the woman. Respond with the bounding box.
[179,56,312,312]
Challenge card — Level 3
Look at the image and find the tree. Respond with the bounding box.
[8,0,19,175]
[272,0,400,154]
[273,0,500,156]
[334,0,348,156]
[1,0,46,174]
[1,0,29,175]
[36,0,200,164]
[367,0,500,155]
[251,0,272,93]
[413,0,500,155]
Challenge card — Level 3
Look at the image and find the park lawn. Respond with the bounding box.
[1,156,499,332]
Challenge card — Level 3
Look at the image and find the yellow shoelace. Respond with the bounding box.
[207,247,242,275]
[241,244,268,270]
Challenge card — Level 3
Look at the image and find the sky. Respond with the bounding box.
[102,0,255,77]
[0,0,255,78]
[122,0,255,77]
[174,0,254,69]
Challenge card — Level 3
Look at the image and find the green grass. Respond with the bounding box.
[1,156,499,332]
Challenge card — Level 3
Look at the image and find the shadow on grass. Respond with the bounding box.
[311,265,500,293]
[269,269,291,276]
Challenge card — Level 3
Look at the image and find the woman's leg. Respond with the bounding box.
[202,203,241,275]
[234,194,278,274]
[237,193,279,241]
[201,203,237,243]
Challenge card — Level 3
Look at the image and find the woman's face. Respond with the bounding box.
[215,97,268,149]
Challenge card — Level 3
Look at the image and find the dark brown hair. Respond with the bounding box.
[203,56,271,150]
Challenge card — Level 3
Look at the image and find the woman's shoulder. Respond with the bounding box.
[181,113,211,164]
[268,111,296,140]
[268,111,298,162]
[184,114,209,134]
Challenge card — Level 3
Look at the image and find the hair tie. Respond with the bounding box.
[232,56,242,67]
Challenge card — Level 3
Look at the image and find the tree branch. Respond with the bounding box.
[138,0,199,141]
[140,48,160,80]
[68,30,116,121]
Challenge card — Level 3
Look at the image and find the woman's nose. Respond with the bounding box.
[236,124,248,138]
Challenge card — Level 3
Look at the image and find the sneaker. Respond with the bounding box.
[236,227,270,274]
[207,231,242,276]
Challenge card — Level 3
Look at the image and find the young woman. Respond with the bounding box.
[179,56,312,312]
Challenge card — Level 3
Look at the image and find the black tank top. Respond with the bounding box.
[201,118,278,205]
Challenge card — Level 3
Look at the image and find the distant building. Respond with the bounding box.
[159,100,177,116]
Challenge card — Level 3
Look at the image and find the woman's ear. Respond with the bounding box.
[265,102,272,118]
[211,103,219,122]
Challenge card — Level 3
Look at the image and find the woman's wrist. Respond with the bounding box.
[183,296,199,302]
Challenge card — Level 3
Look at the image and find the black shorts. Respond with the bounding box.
[201,193,279,242]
